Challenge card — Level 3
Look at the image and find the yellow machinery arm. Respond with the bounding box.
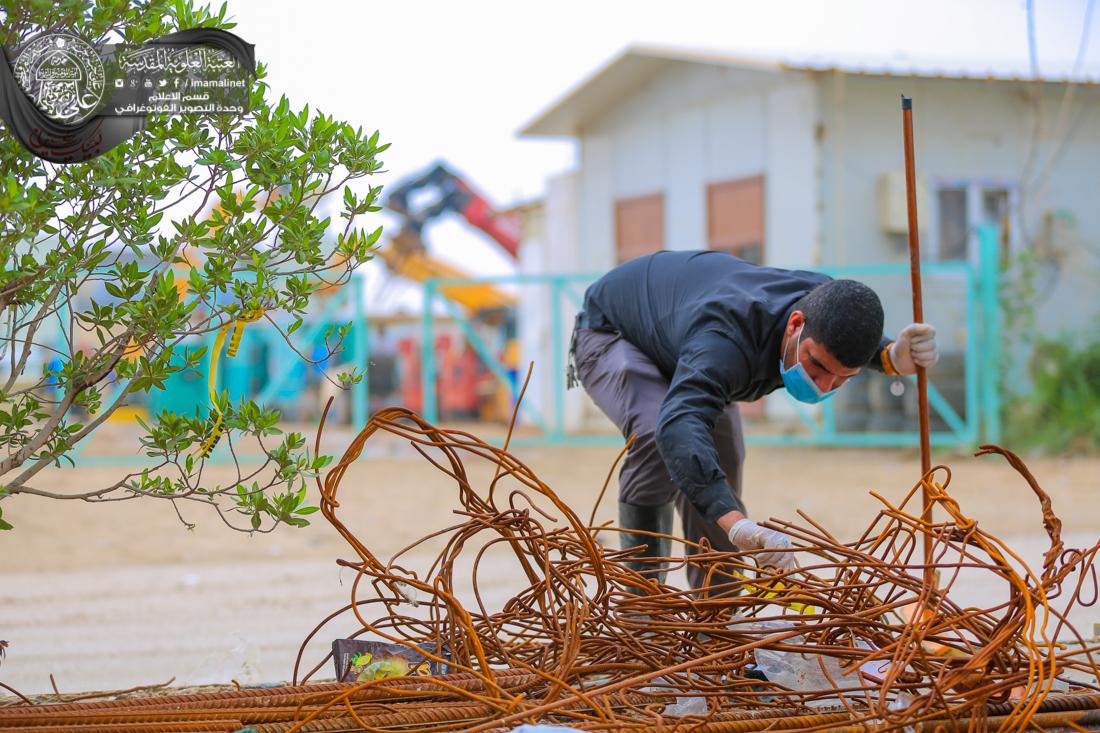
[377,246,515,313]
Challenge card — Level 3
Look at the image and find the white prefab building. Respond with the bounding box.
[515,46,1100,432]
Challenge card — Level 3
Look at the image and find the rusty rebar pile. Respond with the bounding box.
[288,407,1100,732]
[4,407,1099,732]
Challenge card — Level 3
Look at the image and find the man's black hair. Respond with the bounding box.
[794,279,884,368]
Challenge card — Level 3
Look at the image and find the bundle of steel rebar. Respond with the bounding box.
[5,683,1100,732]
[4,406,1099,732]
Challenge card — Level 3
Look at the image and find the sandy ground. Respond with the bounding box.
[2,422,1099,696]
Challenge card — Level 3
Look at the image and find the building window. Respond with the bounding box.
[935,181,1014,262]
[707,176,765,264]
[937,188,968,261]
[614,193,664,263]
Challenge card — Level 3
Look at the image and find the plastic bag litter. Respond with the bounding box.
[742,619,862,708]
[663,694,709,716]
[867,692,917,733]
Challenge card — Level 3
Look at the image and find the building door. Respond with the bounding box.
[615,193,664,263]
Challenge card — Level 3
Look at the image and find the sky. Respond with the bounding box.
[225,0,1100,310]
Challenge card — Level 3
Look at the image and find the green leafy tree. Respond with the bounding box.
[0,0,387,530]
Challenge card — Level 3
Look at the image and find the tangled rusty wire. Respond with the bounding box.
[275,405,1100,733]
[4,404,1099,733]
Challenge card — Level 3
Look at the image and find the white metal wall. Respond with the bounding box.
[817,74,1100,342]
[532,62,1100,429]
[543,61,821,427]
[574,62,817,271]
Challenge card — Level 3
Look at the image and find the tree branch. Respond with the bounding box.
[4,481,129,501]
[0,270,42,311]
[2,279,65,393]
[0,330,132,479]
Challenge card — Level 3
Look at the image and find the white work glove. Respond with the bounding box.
[728,518,796,571]
[889,323,939,375]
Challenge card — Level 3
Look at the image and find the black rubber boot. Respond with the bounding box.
[618,501,675,589]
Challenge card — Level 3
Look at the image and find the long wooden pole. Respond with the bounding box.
[901,95,933,582]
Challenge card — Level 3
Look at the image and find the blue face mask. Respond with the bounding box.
[779,327,839,404]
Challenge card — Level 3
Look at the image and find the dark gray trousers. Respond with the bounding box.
[572,326,746,590]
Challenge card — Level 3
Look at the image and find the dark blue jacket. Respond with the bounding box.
[582,250,889,521]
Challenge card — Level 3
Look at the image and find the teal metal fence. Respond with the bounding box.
[53,227,1005,465]
[420,272,598,444]
[420,226,1003,449]
[66,273,369,466]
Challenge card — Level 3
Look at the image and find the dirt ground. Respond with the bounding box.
[2,421,1099,696]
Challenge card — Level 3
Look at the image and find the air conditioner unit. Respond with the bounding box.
[878,170,930,235]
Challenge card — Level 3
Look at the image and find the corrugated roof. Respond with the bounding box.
[784,54,1100,85]
[520,44,1100,137]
